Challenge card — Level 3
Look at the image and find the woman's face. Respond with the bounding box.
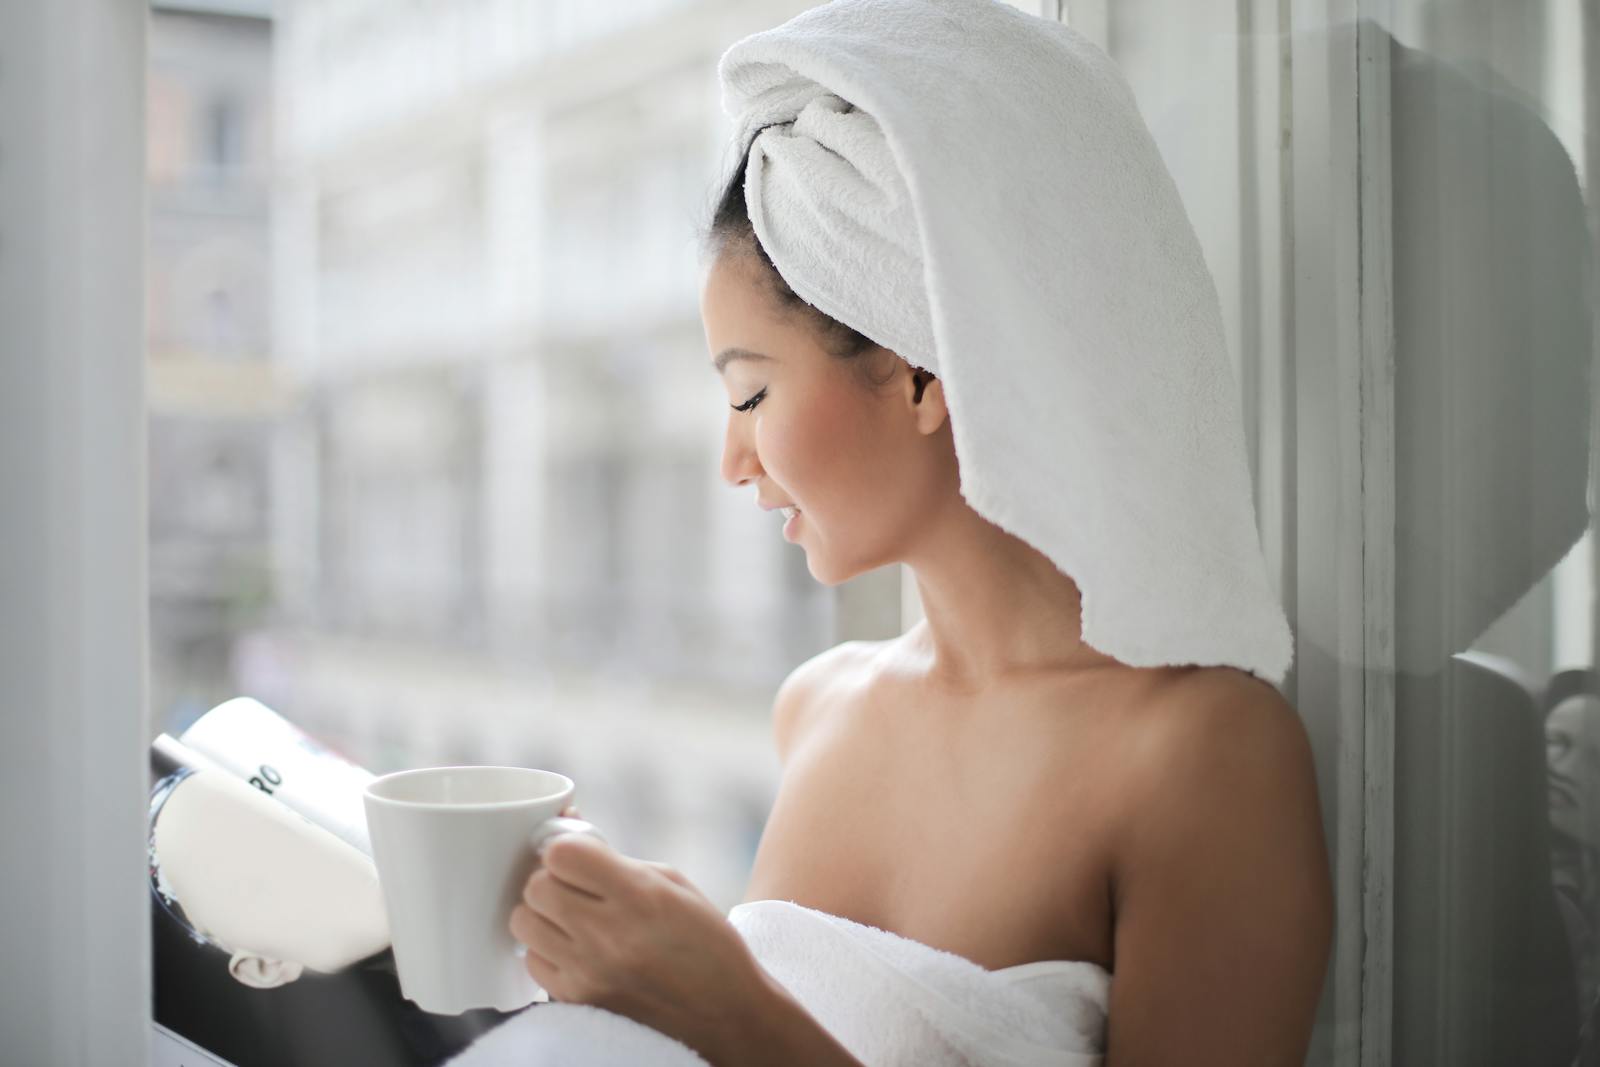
[1548,695,1600,849]
[699,248,954,585]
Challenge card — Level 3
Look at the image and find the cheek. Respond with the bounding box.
[759,389,890,512]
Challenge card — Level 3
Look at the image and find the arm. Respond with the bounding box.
[706,962,867,1067]
[1104,679,1334,1066]
[517,836,867,1067]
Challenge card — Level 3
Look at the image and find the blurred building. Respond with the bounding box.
[146,5,278,732]
[184,0,856,908]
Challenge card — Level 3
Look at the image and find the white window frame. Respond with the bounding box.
[0,1,152,1065]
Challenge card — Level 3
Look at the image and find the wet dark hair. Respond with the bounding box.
[700,136,931,402]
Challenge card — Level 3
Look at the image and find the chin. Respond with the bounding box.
[803,545,884,588]
[802,546,853,587]
[808,561,853,587]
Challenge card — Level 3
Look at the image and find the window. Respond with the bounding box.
[146,0,882,912]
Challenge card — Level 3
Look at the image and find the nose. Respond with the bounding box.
[720,412,762,488]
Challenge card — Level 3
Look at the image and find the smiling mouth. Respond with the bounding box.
[779,506,801,521]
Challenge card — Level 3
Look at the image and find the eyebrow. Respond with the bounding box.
[712,346,774,375]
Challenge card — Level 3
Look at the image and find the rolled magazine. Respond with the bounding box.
[149,697,520,1067]
[176,696,377,857]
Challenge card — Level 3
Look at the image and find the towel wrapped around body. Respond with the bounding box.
[443,899,1109,1066]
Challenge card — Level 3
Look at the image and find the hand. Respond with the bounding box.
[507,830,766,1064]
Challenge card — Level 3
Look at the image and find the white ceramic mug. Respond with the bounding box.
[362,765,605,1015]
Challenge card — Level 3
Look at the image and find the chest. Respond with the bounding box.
[742,683,1128,972]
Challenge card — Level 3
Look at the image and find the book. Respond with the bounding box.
[149,697,521,1067]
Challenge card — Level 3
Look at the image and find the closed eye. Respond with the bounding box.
[731,387,767,413]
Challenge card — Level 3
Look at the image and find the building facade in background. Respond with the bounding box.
[148,0,852,911]
[147,8,278,734]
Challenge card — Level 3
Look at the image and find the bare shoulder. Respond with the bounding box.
[1115,667,1324,864]
[770,638,886,766]
[1106,667,1333,1064]
[1129,667,1314,771]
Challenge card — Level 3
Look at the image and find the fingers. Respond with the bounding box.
[521,862,606,941]
[514,868,606,976]
[538,834,625,899]
[509,898,572,951]
[559,801,582,818]
[524,945,560,977]
[509,908,563,982]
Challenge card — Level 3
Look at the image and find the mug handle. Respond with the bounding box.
[529,816,606,859]
[515,817,607,972]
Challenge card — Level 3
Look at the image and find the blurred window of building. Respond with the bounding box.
[146,0,871,910]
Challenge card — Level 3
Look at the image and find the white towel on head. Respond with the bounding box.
[441,898,1108,1066]
[718,0,1294,684]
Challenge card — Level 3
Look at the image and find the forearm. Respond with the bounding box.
[706,962,865,1067]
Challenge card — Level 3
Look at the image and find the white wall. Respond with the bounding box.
[0,1,151,1064]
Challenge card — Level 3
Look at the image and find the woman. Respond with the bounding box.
[503,2,1333,1063]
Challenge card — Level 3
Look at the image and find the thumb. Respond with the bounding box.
[643,860,688,887]
[643,861,710,902]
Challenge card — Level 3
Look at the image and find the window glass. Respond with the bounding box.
[1094,1,1598,1060]
[145,0,849,910]
[1382,4,1598,1063]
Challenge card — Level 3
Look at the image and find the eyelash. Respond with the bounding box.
[731,387,767,413]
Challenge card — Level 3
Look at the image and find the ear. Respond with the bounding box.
[905,367,949,436]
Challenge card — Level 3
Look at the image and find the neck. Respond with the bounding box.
[899,500,1119,692]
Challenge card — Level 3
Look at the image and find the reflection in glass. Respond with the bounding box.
[1384,4,1598,1064]
[1549,679,1600,1051]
